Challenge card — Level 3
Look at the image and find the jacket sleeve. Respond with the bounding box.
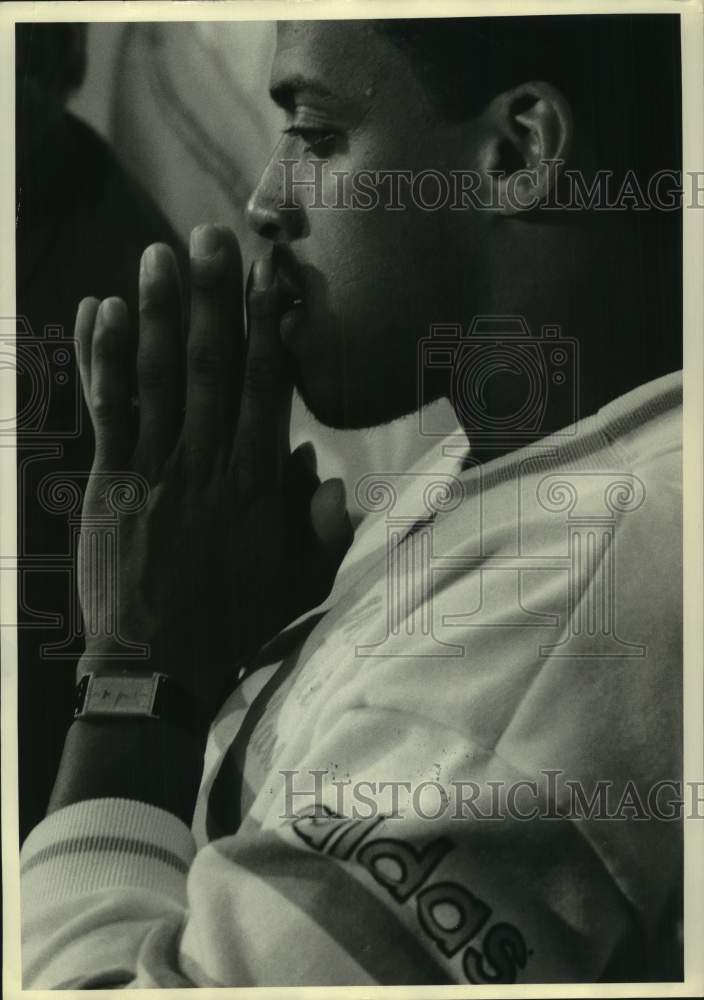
[20,798,197,989]
[21,698,678,989]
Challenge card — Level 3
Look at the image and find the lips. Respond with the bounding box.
[272,245,305,313]
[271,246,308,347]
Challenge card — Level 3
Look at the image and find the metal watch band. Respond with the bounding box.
[73,671,209,739]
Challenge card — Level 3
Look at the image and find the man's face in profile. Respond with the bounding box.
[247,21,488,430]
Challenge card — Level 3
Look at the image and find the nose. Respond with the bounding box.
[246,154,305,243]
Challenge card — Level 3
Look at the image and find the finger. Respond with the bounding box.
[74,296,100,402]
[288,440,319,490]
[301,477,354,609]
[235,254,292,504]
[182,224,244,475]
[285,441,320,528]
[134,243,184,473]
[89,297,134,470]
[310,478,354,566]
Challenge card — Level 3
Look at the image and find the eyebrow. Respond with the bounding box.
[269,75,337,110]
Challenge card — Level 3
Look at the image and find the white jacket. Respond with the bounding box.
[21,372,683,987]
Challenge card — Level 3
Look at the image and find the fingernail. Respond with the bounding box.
[141,244,165,279]
[328,478,346,508]
[100,297,127,326]
[252,254,274,291]
[190,224,220,259]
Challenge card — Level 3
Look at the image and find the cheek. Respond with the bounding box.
[306,205,433,308]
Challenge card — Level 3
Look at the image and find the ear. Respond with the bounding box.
[479,81,573,215]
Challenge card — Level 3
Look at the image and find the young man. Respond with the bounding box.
[20,16,683,986]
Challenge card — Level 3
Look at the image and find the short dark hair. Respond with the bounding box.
[375,15,681,178]
[375,14,683,380]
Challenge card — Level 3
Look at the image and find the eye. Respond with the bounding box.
[282,126,339,158]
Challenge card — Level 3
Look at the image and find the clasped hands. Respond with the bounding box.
[74,225,352,716]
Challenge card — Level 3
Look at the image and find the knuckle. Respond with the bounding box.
[242,358,281,397]
[187,342,222,385]
[136,363,165,391]
[91,330,117,363]
[137,356,177,391]
[138,293,167,321]
[91,391,119,422]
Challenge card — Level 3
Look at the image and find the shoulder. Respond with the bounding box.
[596,370,682,492]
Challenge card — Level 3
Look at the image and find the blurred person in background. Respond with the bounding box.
[16,23,187,839]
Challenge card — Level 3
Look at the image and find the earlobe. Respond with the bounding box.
[483,81,574,215]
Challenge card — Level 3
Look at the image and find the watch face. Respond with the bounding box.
[84,675,157,715]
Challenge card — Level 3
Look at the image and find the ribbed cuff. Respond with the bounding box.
[21,798,196,908]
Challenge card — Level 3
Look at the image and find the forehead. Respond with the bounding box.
[271,20,411,104]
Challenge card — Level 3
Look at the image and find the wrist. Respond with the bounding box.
[49,715,206,826]
[77,648,239,719]
[73,669,213,741]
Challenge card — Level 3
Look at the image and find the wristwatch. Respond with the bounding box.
[73,671,208,739]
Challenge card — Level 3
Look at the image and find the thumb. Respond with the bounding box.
[235,254,292,504]
[310,477,354,565]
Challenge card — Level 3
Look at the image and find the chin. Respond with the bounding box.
[288,310,436,429]
[293,368,424,431]
[294,382,373,430]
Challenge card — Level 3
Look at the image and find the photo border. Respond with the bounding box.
[2,2,702,998]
